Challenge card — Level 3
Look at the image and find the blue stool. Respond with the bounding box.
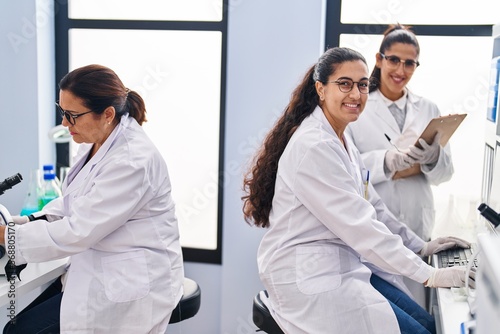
[169,277,201,324]
[252,290,284,334]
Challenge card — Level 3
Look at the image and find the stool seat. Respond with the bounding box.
[252,290,284,334]
[169,277,201,324]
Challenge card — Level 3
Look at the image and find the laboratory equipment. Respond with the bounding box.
[475,234,500,334]
[38,165,62,210]
[0,173,22,196]
[20,169,41,216]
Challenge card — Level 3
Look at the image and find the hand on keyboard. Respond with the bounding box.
[419,236,471,256]
[425,267,476,288]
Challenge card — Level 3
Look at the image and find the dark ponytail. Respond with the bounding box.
[123,90,147,125]
[59,64,147,125]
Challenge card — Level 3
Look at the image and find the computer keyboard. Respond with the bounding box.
[436,246,478,269]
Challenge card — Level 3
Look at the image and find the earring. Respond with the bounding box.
[320,96,324,101]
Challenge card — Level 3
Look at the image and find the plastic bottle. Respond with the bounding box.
[20,169,41,216]
[38,164,62,210]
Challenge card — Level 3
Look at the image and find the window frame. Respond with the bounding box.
[54,1,227,264]
[325,0,492,50]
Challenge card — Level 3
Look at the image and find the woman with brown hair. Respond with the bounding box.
[243,47,470,333]
[2,64,184,333]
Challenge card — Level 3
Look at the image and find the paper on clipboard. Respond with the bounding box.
[415,113,467,148]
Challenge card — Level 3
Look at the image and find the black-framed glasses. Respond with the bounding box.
[55,102,95,125]
[330,79,370,94]
[379,53,420,73]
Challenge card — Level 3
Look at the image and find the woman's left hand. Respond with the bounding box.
[419,236,471,256]
[408,133,441,165]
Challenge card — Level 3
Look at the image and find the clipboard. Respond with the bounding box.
[415,113,467,148]
[393,113,467,180]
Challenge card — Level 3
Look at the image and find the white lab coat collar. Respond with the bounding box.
[64,114,130,193]
[377,88,408,110]
[369,89,423,133]
[313,106,335,135]
[312,106,359,169]
[312,105,346,142]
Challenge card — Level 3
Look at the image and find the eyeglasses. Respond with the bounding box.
[330,79,370,94]
[379,53,420,73]
[55,102,94,125]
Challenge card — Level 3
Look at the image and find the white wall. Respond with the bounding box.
[219,1,324,332]
[0,0,56,327]
[0,0,55,213]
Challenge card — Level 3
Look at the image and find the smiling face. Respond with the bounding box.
[376,42,419,101]
[315,60,369,136]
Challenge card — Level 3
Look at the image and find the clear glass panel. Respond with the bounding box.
[68,0,223,22]
[69,28,222,250]
[341,0,500,25]
[340,34,493,233]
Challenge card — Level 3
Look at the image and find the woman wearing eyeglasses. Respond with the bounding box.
[1,64,184,333]
[346,24,455,308]
[243,47,471,334]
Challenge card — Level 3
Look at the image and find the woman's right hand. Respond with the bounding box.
[12,215,29,224]
[384,149,416,172]
[424,267,476,288]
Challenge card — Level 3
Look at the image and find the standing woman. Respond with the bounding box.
[346,24,454,308]
[1,64,184,333]
[346,24,453,242]
[242,47,470,334]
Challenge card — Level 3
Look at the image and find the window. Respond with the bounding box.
[55,0,227,264]
[340,0,500,25]
[68,0,222,21]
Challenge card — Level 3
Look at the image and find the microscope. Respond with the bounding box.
[0,173,23,259]
[0,173,28,280]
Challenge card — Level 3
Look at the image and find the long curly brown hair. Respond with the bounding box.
[242,47,367,227]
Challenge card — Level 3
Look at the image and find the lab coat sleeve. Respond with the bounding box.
[368,185,425,253]
[14,159,152,263]
[420,143,454,185]
[36,196,65,221]
[354,146,425,252]
[292,142,432,283]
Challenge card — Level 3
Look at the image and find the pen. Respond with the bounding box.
[363,169,369,199]
[384,133,403,153]
[384,134,416,164]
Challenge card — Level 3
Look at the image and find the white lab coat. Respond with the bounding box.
[257,107,433,334]
[346,90,454,240]
[11,115,184,333]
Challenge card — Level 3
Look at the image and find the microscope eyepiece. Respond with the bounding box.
[0,173,23,196]
[478,203,500,227]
